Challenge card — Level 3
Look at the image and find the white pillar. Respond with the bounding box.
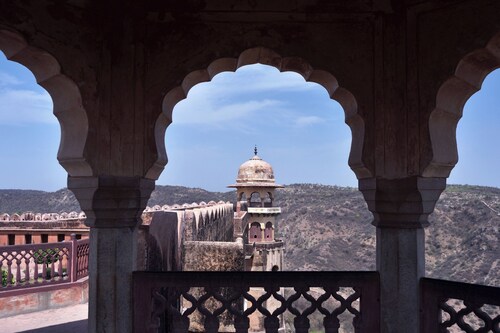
[360,177,445,333]
[69,176,154,333]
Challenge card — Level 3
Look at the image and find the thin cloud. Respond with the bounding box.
[173,98,284,126]
[294,115,323,127]
[0,88,55,125]
[0,71,23,87]
[187,64,318,99]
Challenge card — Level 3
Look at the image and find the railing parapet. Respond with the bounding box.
[420,277,500,333]
[133,271,380,333]
[0,237,90,293]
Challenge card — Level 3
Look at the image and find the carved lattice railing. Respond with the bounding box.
[133,271,380,333]
[75,238,90,280]
[0,236,90,291]
[420,278,500,333]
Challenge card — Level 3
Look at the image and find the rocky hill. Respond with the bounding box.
[0,184,498,286]
[276,184,499,288]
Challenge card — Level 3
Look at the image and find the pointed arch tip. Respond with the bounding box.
[425,31,500,178]
[151,46,371,180]
[0,28,92,178]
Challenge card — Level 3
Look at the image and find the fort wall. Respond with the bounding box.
[182,240,244,271]
[0,278,89,318]
[138,201,236,271]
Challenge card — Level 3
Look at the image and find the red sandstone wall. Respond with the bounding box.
[0,278,89,318]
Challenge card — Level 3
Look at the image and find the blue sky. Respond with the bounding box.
[0,52,498,192]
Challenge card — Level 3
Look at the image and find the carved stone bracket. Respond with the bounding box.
[359,177,446,229]
[68,175,155,228]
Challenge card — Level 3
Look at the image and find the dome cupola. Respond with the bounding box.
[228,147,283,189]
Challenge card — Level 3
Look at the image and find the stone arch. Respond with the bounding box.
[149,47,370,180]
[249,222,262,242]
[263,192,273,207]
[264,221,273,240]
[424,32,500,177]
[249,192,262,207]
[0,28,92,177]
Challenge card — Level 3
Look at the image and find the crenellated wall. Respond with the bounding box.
[0,211,86,222]
[0,213,88,246]
[138,201,237,272]
[0,201,238,274]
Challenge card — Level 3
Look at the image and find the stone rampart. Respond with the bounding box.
[1,201,236,272]
[182,240,244,271]
[138,201,235,271]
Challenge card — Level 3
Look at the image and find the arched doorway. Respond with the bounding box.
[249,222,262,242]
[0,29,91,179]
[427,68,500,287]
[151,47,370,183]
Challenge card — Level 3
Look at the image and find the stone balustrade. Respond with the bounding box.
[420,278,500,333]
[0,235,89,292]
[133,271,381,333]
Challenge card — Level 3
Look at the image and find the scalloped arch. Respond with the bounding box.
[0,28,92,177]
[424,32,500,177]
[148,46,371,180]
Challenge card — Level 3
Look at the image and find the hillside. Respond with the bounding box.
[277,184,499,287]
[0,184,498,286]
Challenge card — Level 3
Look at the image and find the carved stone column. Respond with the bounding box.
[359,177,445,333]
[69,175,155,333]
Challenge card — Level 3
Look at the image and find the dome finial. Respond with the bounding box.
[254,145,258,156]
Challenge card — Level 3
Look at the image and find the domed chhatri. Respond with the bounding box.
[229,147,283,189]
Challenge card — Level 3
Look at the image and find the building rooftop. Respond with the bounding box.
[228,149,283,188]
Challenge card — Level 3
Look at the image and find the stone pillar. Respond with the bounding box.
[359,177,445,333]
[69,175,155,333]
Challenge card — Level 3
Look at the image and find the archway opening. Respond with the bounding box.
[249,192,262,208]
[249,222,262,242]
[0,51,63,191]
[0,51,85,247]
[264,222,273,240]
[158,63,358,191]
[151,61,377,276]
[427,69,500,287]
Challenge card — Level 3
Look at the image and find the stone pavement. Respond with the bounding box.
[2,303,88,333]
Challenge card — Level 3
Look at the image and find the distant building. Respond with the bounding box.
[0,212,89,246]
[229,147,285,272]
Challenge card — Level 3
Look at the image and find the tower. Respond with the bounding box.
[229,147,285,271]
[229,148,286,332]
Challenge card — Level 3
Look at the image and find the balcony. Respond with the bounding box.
[247,207,282,214]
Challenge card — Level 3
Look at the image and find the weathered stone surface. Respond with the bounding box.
[182,241,244,272]
[0,279,88,318]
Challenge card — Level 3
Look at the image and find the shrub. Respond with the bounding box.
[33,248,60,279]
[1,269,15,287]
